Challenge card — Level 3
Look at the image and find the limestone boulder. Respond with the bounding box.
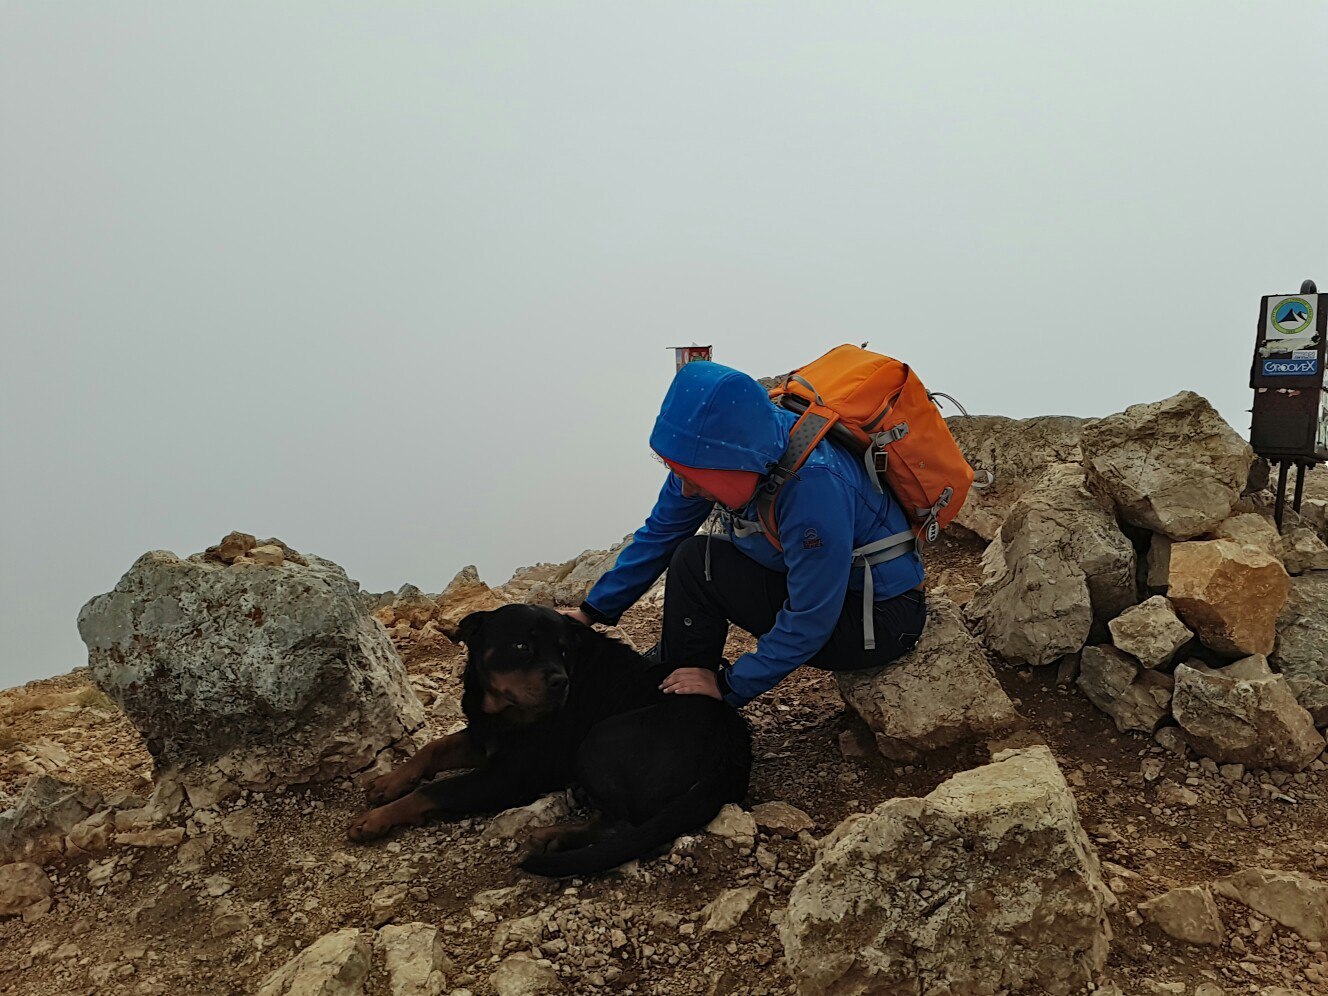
[1107,596,1193,669]
[1287,677,1328,727]
[1172,658,1324,771]
[0,775,102,864]
[945,414,1088,540]
[434,566,504,639]
[256,928,371,996]
[1138,885,1224,946]
[1077,645,1173,734]
[77,539,425,789]
[1213,868,1328,940]
[781,746,1112,995]
[1282,527,1328,575]
[489,954,562,995]
[1273,574,1328,684]
[1212,513,1282,559]
[550,536,632,606]
[837,598,1021,759]
[373,585,442,630]
[1079,391,1254,540]
[0,862,53,917]
[967,464,1137,665]
[376,922,451,996]
[1146,534,1172,593]
[1168,540,1290,656]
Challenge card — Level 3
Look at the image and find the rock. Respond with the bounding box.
[1273,574,1328,690]
[204,531,257,564]
[114,828,184,848]
[1282,527,1328,575]
[1107,596,1193,669]
[1168,540,1290,656]
[211,908,250,938]
[1172,658,1324,771]
[434,567,504,639]
[1080,391,1254,540]
[781,746,1111,995]
[374,585,442,630]
[1213,868,1328,940]
[1147,535,1173,593]
[376,923,450,996]
[549,538,631,607]
[0,862,53,917]
[1212,513,1283,559]
[479,793,573,842]
[77,540,425,788]
[250,544,286,567]
[256,928,371,996]
[700,887,761,933]
[1154,726,1189,757]
[967,464,1137,665]
[750,802,814,838]
[704,803,756,843]
[945,415,1089,540]
[838,598,1021,758]
[1138,885,1224,946]
[0,775,103,863]
[1077,645,1173,733]
[489,954,561,996]
[1287,677,1328,726]
[490,914,543,954]
[220,809,258,840]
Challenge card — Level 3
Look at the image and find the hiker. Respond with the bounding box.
[566,359,929,707]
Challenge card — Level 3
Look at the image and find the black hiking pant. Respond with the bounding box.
[659,535,927,682]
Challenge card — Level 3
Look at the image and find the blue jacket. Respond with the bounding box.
[584,361,924,707]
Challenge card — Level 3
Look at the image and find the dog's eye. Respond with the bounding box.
[512,642,530,652]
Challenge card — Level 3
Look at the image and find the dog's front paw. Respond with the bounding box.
[347,806,399,843]
[365,765,423,807]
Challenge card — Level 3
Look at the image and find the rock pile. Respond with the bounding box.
[77,533,426,791]
[780,745,1113,995]
[962,391,1328,771]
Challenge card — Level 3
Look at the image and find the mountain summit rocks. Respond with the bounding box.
[77,535,425,789]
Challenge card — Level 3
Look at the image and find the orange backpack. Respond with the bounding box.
[760,344,979,548]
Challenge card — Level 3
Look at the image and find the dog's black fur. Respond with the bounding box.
[348,603,751,877]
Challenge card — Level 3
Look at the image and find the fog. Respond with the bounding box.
[3,3,1326,686]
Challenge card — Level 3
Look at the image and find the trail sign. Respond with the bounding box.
[1250,279,1327,526]
[670,344,713,372]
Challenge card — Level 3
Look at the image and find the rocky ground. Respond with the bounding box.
[5,524,1328,995]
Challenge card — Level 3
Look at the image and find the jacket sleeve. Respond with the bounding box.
[582,473,714,625]
[721,467,854,707]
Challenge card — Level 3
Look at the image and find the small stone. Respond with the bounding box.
[488,954,561,996]
[0,863,53,916]
[705,804,756,843]
[250,544,286,567]
[750,802,814,837]
[700,887,762,934]
[1138,885,1225,946]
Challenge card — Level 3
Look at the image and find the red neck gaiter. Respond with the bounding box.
[661,457,760,510]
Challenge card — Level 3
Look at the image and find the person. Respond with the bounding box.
[564,359,927,707]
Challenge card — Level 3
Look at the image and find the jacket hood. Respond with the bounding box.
[649,361,785,473]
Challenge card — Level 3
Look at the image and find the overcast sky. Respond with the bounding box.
[3,3,1326,687]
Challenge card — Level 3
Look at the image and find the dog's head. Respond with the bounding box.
[456,604,589,728]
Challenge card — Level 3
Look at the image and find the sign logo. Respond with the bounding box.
[1262,357,1319,377]
[1272,297,1314,337]
[802,527,823,550]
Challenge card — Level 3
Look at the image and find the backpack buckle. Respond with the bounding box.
[872,449,888,475]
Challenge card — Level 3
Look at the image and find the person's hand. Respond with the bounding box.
[660,667,722,700]
[559,608,592,626]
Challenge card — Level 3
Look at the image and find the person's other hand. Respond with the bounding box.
[660,667,721,700]
[559,608,592,626]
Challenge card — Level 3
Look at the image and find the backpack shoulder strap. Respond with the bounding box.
[753,406,839,552]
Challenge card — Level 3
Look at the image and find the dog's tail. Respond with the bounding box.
[519,777,736,879]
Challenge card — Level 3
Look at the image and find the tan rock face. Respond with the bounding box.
[946,414,1088,540]
[0,862,53,917]
[1138,885,1225,946]
[1213,868,1328,940]
[838,598,1021,759]
[0,775,103,864]
[967,464,1137,666]
[434,566,505,639]
[256,928,371,996]
[1282,527,1328,575]
[1168,540,1290,656]
[780,746,1112,996]
[1107,596,1193,669]
[1080,391,1254,541]
[1171,659,1324,771]
[1211,513,1282,559]
[1077,645,1173,734]
[376,922,450,996]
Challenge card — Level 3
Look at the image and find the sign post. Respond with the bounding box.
[670,344,713,373]
[1250,279,1328,528]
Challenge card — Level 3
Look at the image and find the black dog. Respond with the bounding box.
[347,603,751,877]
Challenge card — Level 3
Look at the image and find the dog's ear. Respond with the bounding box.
[456,610,491,649]
[557,612,595,656]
